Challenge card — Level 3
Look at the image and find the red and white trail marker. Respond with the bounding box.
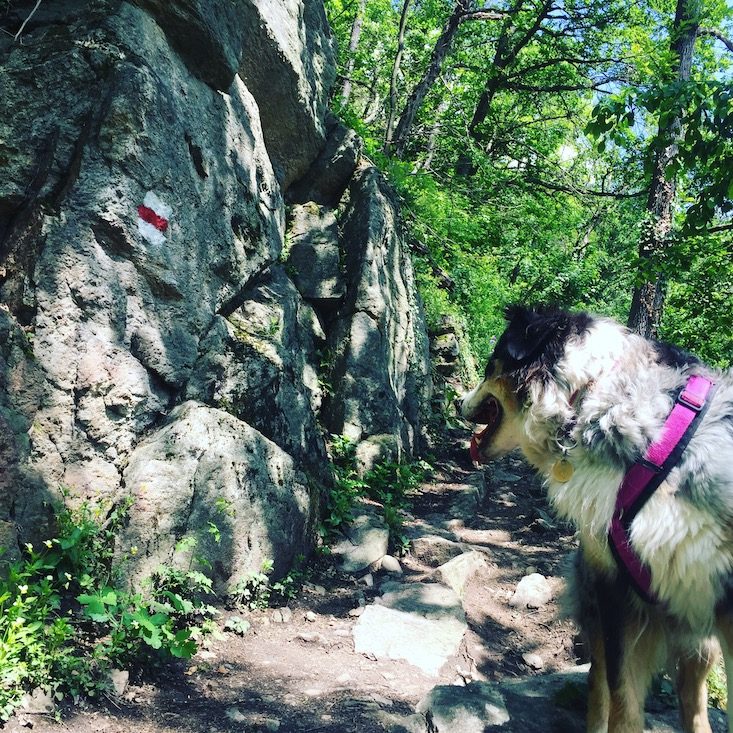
[137,191,172,246]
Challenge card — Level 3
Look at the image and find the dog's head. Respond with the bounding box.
[462,305,592,464]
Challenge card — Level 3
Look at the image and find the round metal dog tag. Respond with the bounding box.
[551,459,574,483]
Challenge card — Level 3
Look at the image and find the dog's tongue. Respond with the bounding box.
[470,430,485,464]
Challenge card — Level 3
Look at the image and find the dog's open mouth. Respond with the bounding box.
[469,396,502,464]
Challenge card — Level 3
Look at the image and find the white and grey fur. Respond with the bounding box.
[462,305,733,733]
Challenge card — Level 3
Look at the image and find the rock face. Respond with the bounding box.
[322,163,432,463]
[0,0,431,587]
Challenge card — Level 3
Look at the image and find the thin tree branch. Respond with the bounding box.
[525,176,645,198]
[698,27,733,54]
[13,0,42,42]
[503,77,623,92]
[460,8,510,21]
[707,222,733,233]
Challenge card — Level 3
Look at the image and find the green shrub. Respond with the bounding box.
[0,496,216,721]
[227,555,308,610]
[319,436,430,555]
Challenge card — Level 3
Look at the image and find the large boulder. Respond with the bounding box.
[120,401,314,586]
[0,0,330,580]
[287,116,363,206]
[186,266,330,480]
[285,203,345,304]
[237,0,336,188]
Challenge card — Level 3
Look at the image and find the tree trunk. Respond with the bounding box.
[627,0,701,338]
[469,0,550,139]
[384,0,412,152]
[340,0,366,106]
[415,91,452,171]
[390,0,471,157]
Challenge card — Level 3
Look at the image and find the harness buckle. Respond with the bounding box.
[678,391,704,412]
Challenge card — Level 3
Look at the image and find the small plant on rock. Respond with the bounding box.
[319,435,429,554]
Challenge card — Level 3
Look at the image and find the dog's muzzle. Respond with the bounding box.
[465,395,502,464]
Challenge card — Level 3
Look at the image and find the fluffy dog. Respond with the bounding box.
[461,305,733,733]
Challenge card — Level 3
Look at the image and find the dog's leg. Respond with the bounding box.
[595,579,660,733]
[675,638,717,733]
[587,627,610,733]
[606,617,660,733]
[714,614,733,733]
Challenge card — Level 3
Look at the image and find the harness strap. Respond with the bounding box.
[608,374,715,603]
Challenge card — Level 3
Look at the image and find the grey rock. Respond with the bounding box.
[332,508,389,573]
[285,204,345,302]
[380,554,403,574]
[131,0,247,91]
[1,0,285,541]
[238,0,336,187]
[375,711,425,733]
[510,573,553,609]
[377,582,466,624]
[410,536,465,567]
[186,267,329,479]
[454,473,487,516]
[108,669,130,697]
[353,583,466,676]
[353,605,466,678]
[20,687,55,715]
[272,607,293,624]
[120,402,314,588]
[437,551,487,599]
[416,683,510,732]
[323,164,432,458]
[491,467,523,483]
[522,652,544,670]
[354,433,401,474]
[0,0,433,608]
[288,118,363,206]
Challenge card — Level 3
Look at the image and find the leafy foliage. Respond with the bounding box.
[325,0,733,365]
[320,436,429,554]
[0,498,216,721]
[227,555,309,611]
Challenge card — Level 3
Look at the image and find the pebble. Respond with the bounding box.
[380,555,403,574]
[348,607,364,617]
[371,693,393,707]
[272,607,293,623]
[522,652,544,670]
[305,610,317,622]
[509,573,553,609]
[362,573,374,587]
[296,631,325,644]
[109,669,129,697]
[225,708,246,723]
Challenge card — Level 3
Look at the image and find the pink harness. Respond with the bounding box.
[608,374,715,603]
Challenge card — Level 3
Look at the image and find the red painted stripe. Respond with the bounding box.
[137,204,168,232]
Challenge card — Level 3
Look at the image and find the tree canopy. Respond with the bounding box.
[325,0,733,366]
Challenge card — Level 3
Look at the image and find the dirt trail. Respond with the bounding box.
[6,453,723,733]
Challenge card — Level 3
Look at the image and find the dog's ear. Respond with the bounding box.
[501,305,567,364]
